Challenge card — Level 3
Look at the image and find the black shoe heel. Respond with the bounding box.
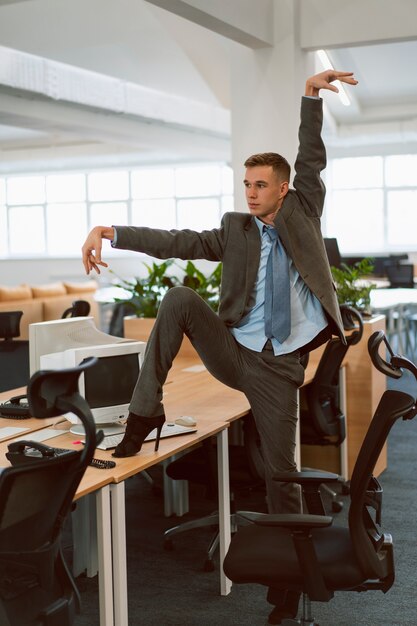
[112,413,165,458]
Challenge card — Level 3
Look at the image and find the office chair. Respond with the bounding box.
[61,299,91,319]
[0,310,30,392]
[300,304,364,512]
[385,262,414,289]
[224,330,417,625]
[0,357,100,626]
[163,412,266,571]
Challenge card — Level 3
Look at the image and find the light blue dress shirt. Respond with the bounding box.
[230,217,327,356]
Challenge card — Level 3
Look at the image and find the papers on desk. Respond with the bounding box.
[13,428,63,443]
[0,426,28,439]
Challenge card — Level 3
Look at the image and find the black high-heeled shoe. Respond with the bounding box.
[112,412,165,458]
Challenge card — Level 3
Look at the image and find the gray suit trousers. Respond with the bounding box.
[129,286,305,514]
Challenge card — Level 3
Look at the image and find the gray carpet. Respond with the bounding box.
[73,370,417,626]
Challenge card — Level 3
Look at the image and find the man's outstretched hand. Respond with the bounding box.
[82,225,114,275]
[305,70,358,98]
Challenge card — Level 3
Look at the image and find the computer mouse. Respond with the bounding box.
[175,416,197,427]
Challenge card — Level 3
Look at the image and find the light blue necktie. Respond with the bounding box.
[264,226,291,343]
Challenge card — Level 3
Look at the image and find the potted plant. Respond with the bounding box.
[109,260,222,351]
[330,257,377,316]
[111,259,221,317]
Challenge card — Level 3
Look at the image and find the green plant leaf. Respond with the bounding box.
[110,260,222,317]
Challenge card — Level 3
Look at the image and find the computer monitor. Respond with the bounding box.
[29,316,129,375]
[29,317,146,435]
[324,238,342,268]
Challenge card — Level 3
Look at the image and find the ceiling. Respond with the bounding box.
[0,0,417,174]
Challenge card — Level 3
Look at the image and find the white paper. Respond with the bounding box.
[13,428,63,443]
[0,426,28,439]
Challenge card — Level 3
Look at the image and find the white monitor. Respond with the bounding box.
[29,316,129,375]
[29,317,146,435]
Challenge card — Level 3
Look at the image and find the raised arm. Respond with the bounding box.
[292,69,358,218]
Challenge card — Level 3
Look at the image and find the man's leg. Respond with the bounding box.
[242,347,305,624]
[244,347,304,514]
[129,286,247,416]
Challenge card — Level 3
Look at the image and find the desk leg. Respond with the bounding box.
[217,427,232,596]
[110,482,129,626]
[339,367,349,481]
[96,485,114,626]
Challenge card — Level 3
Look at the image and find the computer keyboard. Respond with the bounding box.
[97,422,197,450]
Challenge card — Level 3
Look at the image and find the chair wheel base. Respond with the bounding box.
[331,500,343,513]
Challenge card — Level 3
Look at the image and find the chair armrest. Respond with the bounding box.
[273,470,340,484]
[254,513,332,530]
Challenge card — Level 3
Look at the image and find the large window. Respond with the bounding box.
[324,154,417,253]
[0,163,233,259]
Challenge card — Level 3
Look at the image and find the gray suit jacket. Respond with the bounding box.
[114,97,344,354]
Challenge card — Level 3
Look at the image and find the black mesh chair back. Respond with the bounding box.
[301,305,363,445]
[0,311,29,392]
[61,300,91,319]
[0,311,23,340]
[386,262,414,288]
[223,332,417,624]
[0,357,99,626]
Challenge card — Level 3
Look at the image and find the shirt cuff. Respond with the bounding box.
[303,95,320,100]
[110,226,118,247]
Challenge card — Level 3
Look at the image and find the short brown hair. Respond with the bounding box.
[244,152,290,182]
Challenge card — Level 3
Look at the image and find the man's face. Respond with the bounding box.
[244,166,288,225]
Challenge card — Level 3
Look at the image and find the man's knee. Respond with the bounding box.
[158,286,201,314]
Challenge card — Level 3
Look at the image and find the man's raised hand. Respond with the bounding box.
[305,70,358,98]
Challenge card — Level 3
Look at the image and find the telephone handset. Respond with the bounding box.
[0,394,31,418]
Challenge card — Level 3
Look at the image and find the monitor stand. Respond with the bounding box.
[70,422,126,437]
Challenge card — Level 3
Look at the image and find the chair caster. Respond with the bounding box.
[203,558,215,572]
[163,538,174,551]
[331,500,343,513]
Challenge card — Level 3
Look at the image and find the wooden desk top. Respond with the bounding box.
[0,343,342,499]
[0,386,65,442]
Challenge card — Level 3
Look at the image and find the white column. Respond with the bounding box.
[230,0,314,211]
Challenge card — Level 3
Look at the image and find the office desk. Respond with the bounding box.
[0,321,386,625]
[0,386,63,441]
[371,288,417,355]
[0,391,233,626]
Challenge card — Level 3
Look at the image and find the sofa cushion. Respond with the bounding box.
[42,293,99,324]
[31,282,66,298]
[0,284,33,302]
[0,300,43,340]
[63,280,98,294]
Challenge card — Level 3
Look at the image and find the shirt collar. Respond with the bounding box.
[254,216,276,235]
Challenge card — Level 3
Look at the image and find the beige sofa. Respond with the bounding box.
[0,280,100,339]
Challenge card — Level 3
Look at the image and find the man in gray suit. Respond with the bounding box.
[83,69,357,623]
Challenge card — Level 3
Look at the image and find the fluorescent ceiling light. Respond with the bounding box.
[316,49,351,106]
